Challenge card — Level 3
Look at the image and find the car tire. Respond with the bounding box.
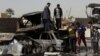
[33,46,42,54]
[47,46,55,52]
[33,48,37,54]
[36,46,42,53]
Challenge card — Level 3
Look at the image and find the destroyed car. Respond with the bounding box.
[0,11,44,55]
[0,11,69,55]
[0,34,41,55]
[33,31,64,52]
[86,3,100,28]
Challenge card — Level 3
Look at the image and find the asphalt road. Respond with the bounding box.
[64,39,100,56]
[44,39,100,56]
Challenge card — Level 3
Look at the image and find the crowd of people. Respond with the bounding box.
[65,21,100,55]
[67,22,87,54]
[42,2,100,54]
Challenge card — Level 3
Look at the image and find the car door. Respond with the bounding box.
[39,33,53,50]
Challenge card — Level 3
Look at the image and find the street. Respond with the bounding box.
[44,39,100,56]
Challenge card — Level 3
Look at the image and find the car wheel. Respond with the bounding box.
[33,48,36,54]
[33,46,42,54]
[36,47,42,53]
[47,46,55,52]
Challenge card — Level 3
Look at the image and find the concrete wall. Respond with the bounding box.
[0,18,19,33]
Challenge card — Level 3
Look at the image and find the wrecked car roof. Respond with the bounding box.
[21,11,43,24]
[17,11,43,32]
[22,11,42,17]
[88,3,100,8]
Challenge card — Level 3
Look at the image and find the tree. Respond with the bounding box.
[6,8,14,17]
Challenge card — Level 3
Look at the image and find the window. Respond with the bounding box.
[21,17,32,27]
[40,33,54,40]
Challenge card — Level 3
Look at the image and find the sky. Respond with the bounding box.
[0,0,100,18]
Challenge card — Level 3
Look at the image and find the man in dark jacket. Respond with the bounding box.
[54,4,63,30]
[67,22,77,53]
[42,3,51,32]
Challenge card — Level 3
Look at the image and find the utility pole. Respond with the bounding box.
[68,8,72,19]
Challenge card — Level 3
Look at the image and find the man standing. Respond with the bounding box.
[54,4,63,30]
[76,22,87,51]
[91,27,100,54]
[42,3,51,32]
[67,22,77,53]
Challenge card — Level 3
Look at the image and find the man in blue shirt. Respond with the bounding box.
[76,22,87,51]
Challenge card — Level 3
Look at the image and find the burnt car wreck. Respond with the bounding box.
[0,11,69,55]
[86,3,100,28]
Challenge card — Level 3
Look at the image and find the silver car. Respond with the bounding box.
[33,31,66,52]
